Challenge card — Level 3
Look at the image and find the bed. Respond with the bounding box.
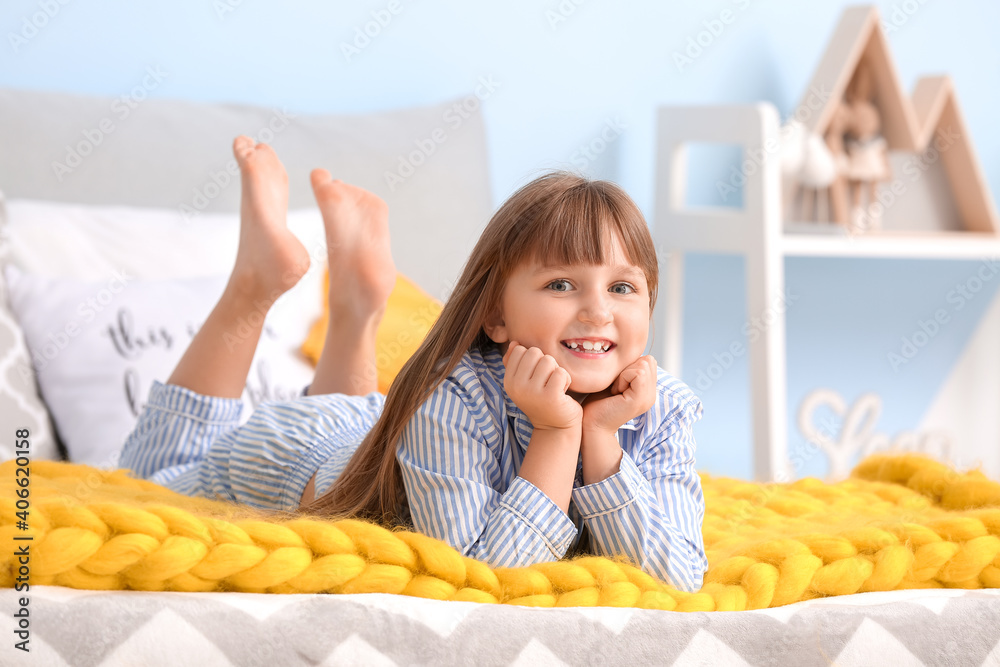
[2,88,1000,667]
[7,586,1000,665]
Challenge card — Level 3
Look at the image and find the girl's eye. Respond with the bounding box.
[611,283,635,295]
[547,279,571,292]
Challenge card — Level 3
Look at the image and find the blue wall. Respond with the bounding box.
[3,0,998,480]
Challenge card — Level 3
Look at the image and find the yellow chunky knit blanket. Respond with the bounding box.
[3,454,1000,611]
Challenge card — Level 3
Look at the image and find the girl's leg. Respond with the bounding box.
[298,175,396,505]
[167,137,310,398]
[306,171,397,396]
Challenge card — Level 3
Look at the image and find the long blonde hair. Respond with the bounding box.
[302,171,659,523]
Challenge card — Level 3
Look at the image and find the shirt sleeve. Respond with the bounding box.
[570,373,707,591]
[120,380,383,511]
[397,374,578,567]
[119,380,244,500]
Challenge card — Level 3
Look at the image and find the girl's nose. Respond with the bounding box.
[578,292,613,325]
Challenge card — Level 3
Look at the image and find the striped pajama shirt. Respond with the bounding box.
[120,344,707,591]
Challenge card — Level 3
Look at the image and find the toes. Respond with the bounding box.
[310,168,343,193]
[310,168,332,189]
[311,169,348,206]
[234,137,279,168]
[309,175,387,222]
[233,135,255,164]
[233,138,287,189]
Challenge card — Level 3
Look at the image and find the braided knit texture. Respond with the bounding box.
[3,454,1000,610]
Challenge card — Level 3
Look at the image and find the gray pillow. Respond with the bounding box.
[0,192,60,461]
[0,87,493,300]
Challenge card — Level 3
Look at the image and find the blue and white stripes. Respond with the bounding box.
[120,384,385,511]
[121,344,707,592]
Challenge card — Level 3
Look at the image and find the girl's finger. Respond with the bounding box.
[540,362,564,391]
[614,370,633,395]
[512,349,543,393]
[530,354,558,383]
[518,346,543,380]
[502,340,519,366]
[645,357,658,387]
[560,367,573,394]
[619,366,642,391]
[504,343,526,380]
[616,361,643,393]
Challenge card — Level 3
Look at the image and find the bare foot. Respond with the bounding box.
[228,136,310,303]
[310,169,396,322]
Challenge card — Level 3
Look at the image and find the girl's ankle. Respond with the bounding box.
[327,299,386,329]
[224,271,282,309]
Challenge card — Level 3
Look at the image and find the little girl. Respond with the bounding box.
[121,137,708,592]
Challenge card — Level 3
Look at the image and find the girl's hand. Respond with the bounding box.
[502,342,582,431]
[581,355,657,435]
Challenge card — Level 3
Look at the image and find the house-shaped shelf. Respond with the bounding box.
[795,4,998,235]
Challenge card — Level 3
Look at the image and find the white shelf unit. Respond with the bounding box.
[653,104,1000,482]
[781,232,1000,259]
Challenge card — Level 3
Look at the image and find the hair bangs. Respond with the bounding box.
[504,178,659,310]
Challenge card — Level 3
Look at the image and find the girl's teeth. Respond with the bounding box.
[567,341,610,352]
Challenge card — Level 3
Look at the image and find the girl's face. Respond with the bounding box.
[484,234,651,399]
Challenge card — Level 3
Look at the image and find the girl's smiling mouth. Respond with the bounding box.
[561,339,615,355]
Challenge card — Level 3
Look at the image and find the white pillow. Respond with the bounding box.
[4,266,319,468]
[0,200,329,463]
[2,199,327,281]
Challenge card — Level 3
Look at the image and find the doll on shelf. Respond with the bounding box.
[831,62,892,233]
[780,120,837,223]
